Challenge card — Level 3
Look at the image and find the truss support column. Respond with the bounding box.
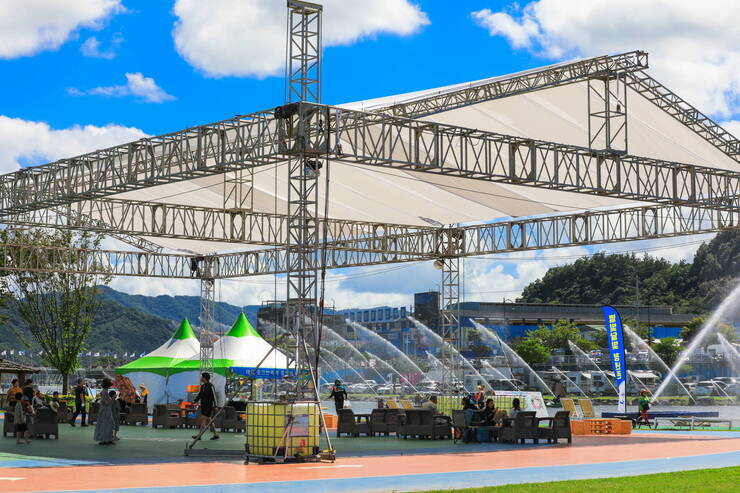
[284,0,323,400]
[198,258,216,375]
[439,257,462,390]
[588,72,628,154]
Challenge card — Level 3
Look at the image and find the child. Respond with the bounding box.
[14,393,32,445]
[110,390,121,441]
[639,390,651,424]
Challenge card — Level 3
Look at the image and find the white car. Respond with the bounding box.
[375,385,395,394]
[694,380,726,396]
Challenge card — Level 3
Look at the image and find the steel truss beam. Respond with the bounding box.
[328,105,740,211]
[0,109,282,215]
[626,72,740,162]
[373,51,648,118]
[0,198,436,252]
[2,204,735,279]
[2,101,739,217]
[52,206,163,253]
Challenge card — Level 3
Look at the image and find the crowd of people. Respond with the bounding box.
[3,376,152,445]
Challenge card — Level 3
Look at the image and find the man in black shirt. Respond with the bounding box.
[192,372,220,440]
[329,379,348,412]
[69,379,88,427]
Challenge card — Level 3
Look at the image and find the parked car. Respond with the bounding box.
[713,377,737,386]
[694,380,727,396]
[376,385,395,394]
[723,383,740,396]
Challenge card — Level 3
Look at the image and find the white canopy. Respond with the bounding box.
[83,57,739,254]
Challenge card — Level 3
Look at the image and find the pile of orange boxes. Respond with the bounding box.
[323,414,338,429]
[571,418,631,435]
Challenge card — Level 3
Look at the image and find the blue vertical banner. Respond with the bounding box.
[603,305,627,412]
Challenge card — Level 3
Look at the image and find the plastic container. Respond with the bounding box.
[245,401,320,458]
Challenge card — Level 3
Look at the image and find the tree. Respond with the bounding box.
[653,338,680,367]
[514,338,551,366]
[0,229,111,393]
[680,316,735,348]
[525,319,597,352]
[465,329,491,357]
[680,317,705,342]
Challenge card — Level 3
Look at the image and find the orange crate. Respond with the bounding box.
[323,414,338,429]
[613,420,632,434]
[570,420,586,435]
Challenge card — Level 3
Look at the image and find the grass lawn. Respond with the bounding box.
[419,466,740,493]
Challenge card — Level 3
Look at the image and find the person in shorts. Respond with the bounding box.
[192,372,220,441]
[14,393,32,445]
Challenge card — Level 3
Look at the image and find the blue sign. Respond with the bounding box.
[602,305,627,412]
[230,367,297,380]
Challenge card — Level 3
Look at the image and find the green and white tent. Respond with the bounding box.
[166,313,290,404]
[115,318,200,409]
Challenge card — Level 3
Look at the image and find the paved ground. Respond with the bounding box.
[0,417,738,493]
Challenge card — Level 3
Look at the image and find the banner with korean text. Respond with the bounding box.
[603,305,627,412]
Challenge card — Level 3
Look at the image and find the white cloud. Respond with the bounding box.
[172,0,429,78]
[80,34,122,59]
[472,8,538,49]
[471,0,740,118]
[0,0,123,59]
[70,72,176,103]
[723,120,740,138]
[0,115,147,173]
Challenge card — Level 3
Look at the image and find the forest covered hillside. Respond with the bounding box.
[518,231,740,315]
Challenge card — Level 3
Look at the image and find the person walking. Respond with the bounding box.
[14,392,32,445]
[93,378,115,445]
[192,372,220,441]
[329,380,348,412]
[639,390,651,424]
[70,379,88,427]
[109,390,121,441]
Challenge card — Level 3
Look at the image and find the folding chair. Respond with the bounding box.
[561,398,581,419]
[577,398,596,418]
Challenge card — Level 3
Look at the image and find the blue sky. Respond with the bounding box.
[1,1,527,135]
[0,0,737,308]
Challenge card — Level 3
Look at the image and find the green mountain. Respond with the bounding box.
[0,287,264,363]
[0,297,175,356]
[96,286,260,328]
[518,230,740,315]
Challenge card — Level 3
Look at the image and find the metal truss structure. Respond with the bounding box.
[0,198,438,251]
[0,0,739,403]
[283,0,324,400]
[2,101,738,221]
[588,72,628,154]
[374,51,647,119]
[625,71,740,162]
[1,203,735,279]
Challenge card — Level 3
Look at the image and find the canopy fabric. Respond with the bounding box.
[170,313,290,377]
[116,318,200,376]
[114,318,200,410]
[88,58,739,255]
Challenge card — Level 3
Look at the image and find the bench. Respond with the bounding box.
[654,417,733,430]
